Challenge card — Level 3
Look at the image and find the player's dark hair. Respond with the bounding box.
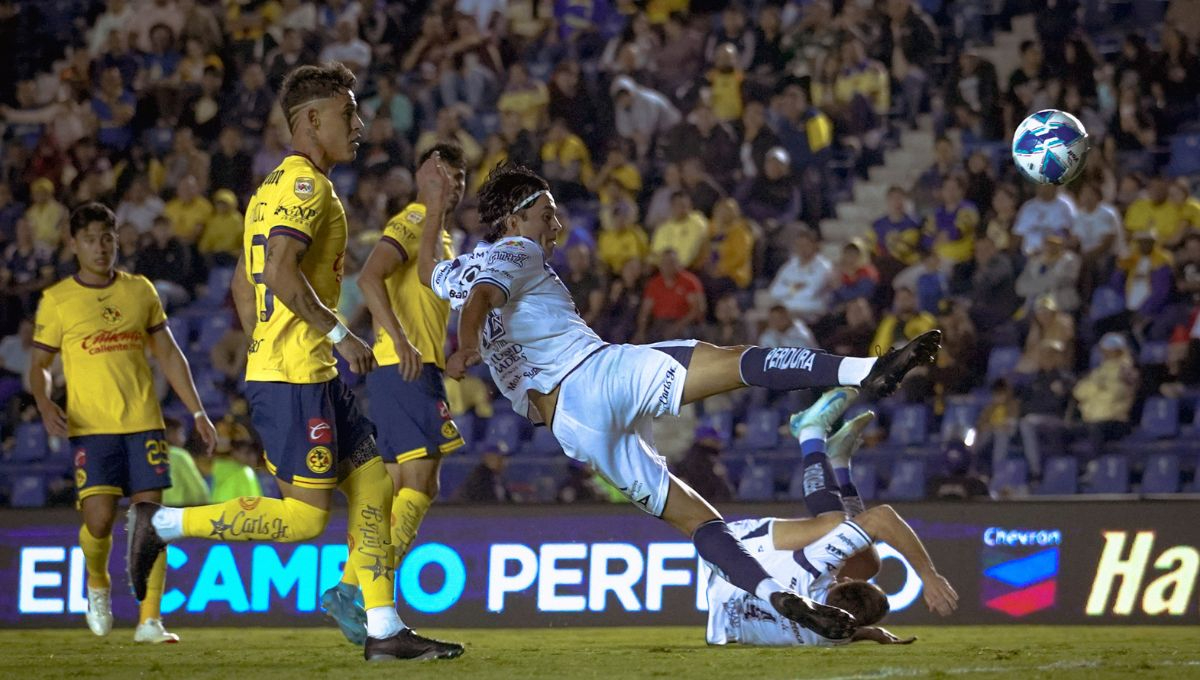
[279,62,357,131]
[419,142,467,171]
[69,202,116,237]
[826,581,890,626]
[477,162,550,242]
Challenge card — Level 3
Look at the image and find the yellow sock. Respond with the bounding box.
[338,458,395,610]
[78,525,111,589]
[139,552,166,620]
[181,497,329,542]
[391,488,432,569]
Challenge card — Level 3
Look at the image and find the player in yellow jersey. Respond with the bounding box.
[29,202,218,643]
[125,63,463,662]
[321,143,468,644]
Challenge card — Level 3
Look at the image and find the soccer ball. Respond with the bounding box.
[1011,109,1090,185]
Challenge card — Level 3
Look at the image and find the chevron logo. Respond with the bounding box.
[981,543,1061,617]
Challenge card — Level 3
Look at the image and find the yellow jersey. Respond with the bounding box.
[372,202,454,369]
[243,153,346,384]
[32,271,166,436]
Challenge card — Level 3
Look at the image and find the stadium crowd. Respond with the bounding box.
[1,0,1200,507]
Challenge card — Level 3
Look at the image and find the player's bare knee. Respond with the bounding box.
[83,511,115,538]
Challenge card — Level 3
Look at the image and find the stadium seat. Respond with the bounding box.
[1132,397,1180,440]
[482,411,530,453]
[1037,456,1079,495]
[523,426,563,457]
[1086,454,1130,494]
[851,460,879,501]
[940,398,981,441]
[737,407,781,451]
[986,347,1021,383]
[1138,341,1169,365]
[456,412,478,448]
[438,458,475,502]
[700,410,735,445]
[882,458,925,501]
[13,423,48,462]
[197,267,235,308]
[1141,453,1181,494]
[195,313,233,352]
[737,464,775,501]
[1088,287,1125,322]
[990,458,1028,496]
[167,316,193,348]
[1166,132,1200,177]
[10,475,47,508]
[888,404,929,446]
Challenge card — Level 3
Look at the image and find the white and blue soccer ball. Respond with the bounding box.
[1011,109,1090,185]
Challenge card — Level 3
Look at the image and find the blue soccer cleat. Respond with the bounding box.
[789,387,858,441]
[322,583,368,646]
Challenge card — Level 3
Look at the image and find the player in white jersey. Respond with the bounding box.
[706,388,959,647]
[415,159,942,640]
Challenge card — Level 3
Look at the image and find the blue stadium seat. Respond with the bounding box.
[482,411,530,452]
[438,458,475,501]
[197,267,235,308]
[986,347,1021,383]
[882,458,925,501]
[1139,341,1169,365]
[1088,287,1125,322]
[738,408,781,451]
[940,398,981,441]
[1086,454,1130,494]
[888,404,929,446]
[1133,397,1180,440]
[851,460,878,501]
[700,410,735,445]
[167,316,192,348]
[195,313,233,352]
[990,458,1028,496]
[10,474,47,508]
[1166,132,1200,177]
[1141,453,1181,494]
[523,426,563,457]
[506,459,566,502]
[13,423,48,462]
[737,464,775,501]
[456,412,478,448]
[1037,456,1078,495]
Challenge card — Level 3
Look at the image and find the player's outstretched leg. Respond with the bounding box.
[827,411,876,517]
[789,388,857,518]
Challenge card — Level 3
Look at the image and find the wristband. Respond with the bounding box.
[326,321,350,344]
[192,410,206,420]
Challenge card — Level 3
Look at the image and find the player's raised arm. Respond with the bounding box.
[854,504,959,616]
[415,152,455,288]
[231,254,258,334]
[358,220,420,380]
[262,233,376,374]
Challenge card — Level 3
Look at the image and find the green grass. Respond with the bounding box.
[2,626,1198,679]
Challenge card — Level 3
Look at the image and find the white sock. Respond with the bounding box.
[838,357,876,386]
[365,606,405,639]
[151,507,183,542]
[798,426,825,444]
[755,578,786,601]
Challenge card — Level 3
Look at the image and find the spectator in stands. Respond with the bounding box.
[198,189,242,266]
[591,141,643,200]
[1016,340,1075,478]
[705,293,752,347]
[495,110,538,169]
[964,151,996,216]
[1110,82,1157,152]
[563,244,605,326]
[611,75,681,161]
[911,136,961,214]
[644,162,683,230]
[759,304,817,349]
[209,127,252,200]
[210,320,247,388]
[92,65,137,154]
[931,298,981,397]
[1124,176,1180,245]
[1155,25,1200,132]
[894,247,948,315]
[1,217,54,316]
[114,176,165,235]
[0,318,33,392]
[320,18,371,79]
[1072,181,1125,289]
[1016,233,1082,314]
[1174,233,1200,305]
[1015,184,1076,256]
[540,118,592,203]
[984,184,1020,255]
[266,28,313,91]
[768,226,832,323]
[830,241,879,309]
[877,0,939,129]
[163,127,212,195]
[209,426,263,503]
[956,236,1019,334]
[498,62,549,132]
[928,440,989,500]
[459,444,512,504]
[556,462,601,504]
[1166,179,1200,239]
[180,65,227,145]
[656,12,703,100]
[1110,231,1176,339]
[1006,40,1046,133]
[1073,332,1139,455]
[637,249,706,343]
[596,257,647,344]
[23,178,66,250]
[137,215,195,309]
[679,157,724,217]
[229,63,273,138]
[416,107,483,168]
[871,285,937,356]
[162,417,210,507]
[946,45,1002,141]
[749,4,787,83]
[824,296,876,357]
[704,197,755,298]
[1017,294,1076,374]
[651,192,708,270]
[0,184,25,244]
[737,146,801,226]
[164,175,213,245]
[923,175,979,266]
[597,199,648,275]
[547,61,599,148]
[734,99,782,183]
[870,185,922,283]
[825,33,889,150]
[665,102,737,181]
[673,425,734,504]
[975,378,1018,477]
[708,43,746,124]
[773,80,833,175]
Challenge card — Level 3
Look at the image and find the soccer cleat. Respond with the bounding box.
[133,618,179,644]
[769,590,857,641]
[85,586,113,637]
[125,502,167,602]
[859,330,942,401]
[789,387,858,441]
[827,411,876,468]
[364,628,465,662]
[321,584,368,646]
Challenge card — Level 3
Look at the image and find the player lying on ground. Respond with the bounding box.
[321,144,471,645]
[414,158,943,640]
[125,62,461,662]
[706,387,959,646]
[30,202,217,643]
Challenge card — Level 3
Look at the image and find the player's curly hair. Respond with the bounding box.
[826,581,890,627]
[69,202,116,236]
[279,62,357,131]
[477,162,550,243]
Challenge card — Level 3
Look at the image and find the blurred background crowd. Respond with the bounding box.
[2,0,1200,508]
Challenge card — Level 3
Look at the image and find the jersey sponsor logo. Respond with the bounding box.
[294,177,315,199]
[239,497,261,512]
[403,210,423,224]
[307,419,333,444]
[441,421,459,440]
[825,543,848,561]
[763,348,815,372]
[486,249,529,268]
[657,366,678,414]
[80,329,144,355]
[262,169,284,186]
[306,446,333,474]
[482,312,505,348]
[274,204,318,223]
[73,448,86,468]
[101,305,123,325]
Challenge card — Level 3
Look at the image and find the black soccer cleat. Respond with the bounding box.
[364,629,465,662]
[125,502,167,602]
[770,590,857,641]
[859,329,942,401]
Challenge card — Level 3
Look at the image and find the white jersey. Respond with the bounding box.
[430,236,606,418]
[705,518,872,647]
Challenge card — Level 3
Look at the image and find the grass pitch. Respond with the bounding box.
[2,626,1198,679]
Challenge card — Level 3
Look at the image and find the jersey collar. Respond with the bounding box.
[287,150,329,178]
[73,271,117,289]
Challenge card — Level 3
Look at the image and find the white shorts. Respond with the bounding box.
[550,341,696,517]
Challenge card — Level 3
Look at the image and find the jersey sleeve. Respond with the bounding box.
[476,237,543,302]
[380,203,425,257]
[430,254,471,309]
[138,275,169,333]
[266,170,330,245]
[32,290,62,353]
[798,520,873,576]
